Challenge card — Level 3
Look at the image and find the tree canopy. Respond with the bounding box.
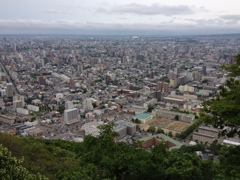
[0,144,47,180]
[1,123,240,179]
[200,53,240,137]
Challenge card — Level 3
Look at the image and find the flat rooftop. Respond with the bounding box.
[134,113,152,121]
[139,133,183,150]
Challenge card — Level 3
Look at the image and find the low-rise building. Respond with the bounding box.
[133,113,153,124]
[138,133,183,150]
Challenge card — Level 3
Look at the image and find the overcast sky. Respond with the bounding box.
[1,0,240,35]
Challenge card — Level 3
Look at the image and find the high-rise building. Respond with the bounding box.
[13,101,22,109]
[12,42,16,51]
[65,101,74,110]
[202,65,207,75]
[166,64,170,74]
[154,91,162,101]
[69,78,75,88]
[77,65,83,73]
[64,108,79,124]
[13,95,25,108]
[84,98,93,111]
[6,83,13,98]
[157,82,169,93]
[174,67,180,74]
[105,74,111,85]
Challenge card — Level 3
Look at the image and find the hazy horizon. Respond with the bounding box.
[1,0,240,35]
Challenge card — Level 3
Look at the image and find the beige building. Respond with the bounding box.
[179,85,195,93]
[198,126,219,138]
[192,132,215,144]
[192,126,220,144]
[0,115,15,125]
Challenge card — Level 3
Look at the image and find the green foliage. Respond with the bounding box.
[25,98,32,104]
[156,128,165,134]
[1,124,240,179]
[217,145,240,178]
[168,131,173,137]
[147,125,156,134]
[174,115,179,121]
[209,140,222,155]
[179,118,203,139]
[92,102,97,108]
[58,105,65,114]
[147,104,154,112]
[82,88,87,94]
[0,144,47,180]
[132,118,140,124]
[221,53,240,77]
[200,53,240,137]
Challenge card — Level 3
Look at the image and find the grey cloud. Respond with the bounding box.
[220,14,240,21]
[186,17,239,25]
[98,3,194,16]
[45,9,71,15]
[0,19,239,36]
[186,18,223,25]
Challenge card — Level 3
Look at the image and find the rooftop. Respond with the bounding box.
[134,113,152,121]
[138,133,183,150]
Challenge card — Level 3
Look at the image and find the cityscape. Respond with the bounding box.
[0,34,239,146]
[1,0,240,179]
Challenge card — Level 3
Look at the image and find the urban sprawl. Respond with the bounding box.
[0,35,240,151]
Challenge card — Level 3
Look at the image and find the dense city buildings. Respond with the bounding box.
[0,34,239,146]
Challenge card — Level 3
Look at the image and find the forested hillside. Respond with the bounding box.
[1,124,240,180]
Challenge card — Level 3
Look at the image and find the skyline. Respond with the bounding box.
[1,0,240,35]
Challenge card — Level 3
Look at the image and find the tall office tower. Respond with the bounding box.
[162,82,169,93]
[166,64,170,74]
[64,108,79,124]
[157,82,163,91]
[42,50,46,57]
[12,42,16,51]
[154,91,162,102]
[41,58,48,67]
[105,74,111,85]
[13,95,25,108]
[84,98,93,111]
[69,78,75,88]
[13,100,22,109]
[73,56,77,65]
[65,101,74,110]
[202,65,207,75]
[157,82,169,94]
[6,83,13,98]
[174,67,180,74]
[77,64,83,73]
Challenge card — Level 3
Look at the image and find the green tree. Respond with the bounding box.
[156,128,164,134]
[92,102,97,108]
[147,104,154,112]
[58,105,65,115]
[200,53,240,137]
[25,98,32,104]
[174,115,179,121]
[0,144,47,180]
[135,118,140,124]
[218,145,240,179]
[148,125,156,134]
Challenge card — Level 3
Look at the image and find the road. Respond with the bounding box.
[0,60,19,95]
